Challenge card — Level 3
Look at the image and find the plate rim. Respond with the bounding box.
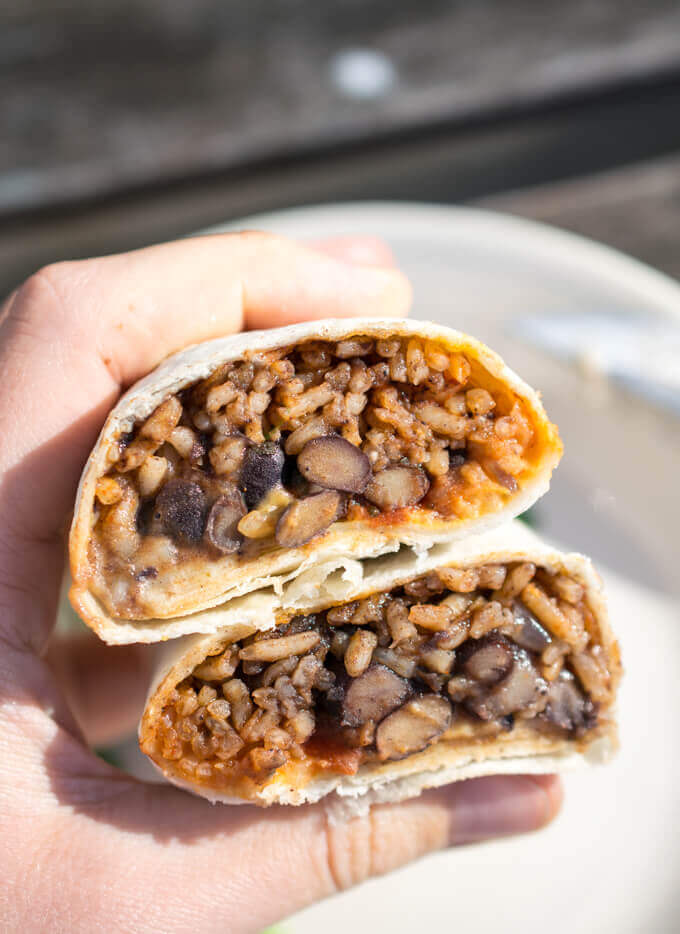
[201,200,680,320]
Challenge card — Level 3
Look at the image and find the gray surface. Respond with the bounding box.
[480,153,680,280]
[4,149,680,301]
[4,0,680,214]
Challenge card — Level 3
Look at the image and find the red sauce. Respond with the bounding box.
[303,734,363,776]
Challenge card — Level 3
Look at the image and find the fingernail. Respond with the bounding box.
[308,236,396,268]
[338,238,395,267]
[442,774,563,845]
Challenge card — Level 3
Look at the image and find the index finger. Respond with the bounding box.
[2,231,409,386]
[0,231,410,515]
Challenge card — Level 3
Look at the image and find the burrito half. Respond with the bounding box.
[139,523,619,805]
[70,319,562,643]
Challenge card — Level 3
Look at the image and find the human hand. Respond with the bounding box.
[0,232,562,933]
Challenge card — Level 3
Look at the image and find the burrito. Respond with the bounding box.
[70,319,562,643]
[138,523,620,805]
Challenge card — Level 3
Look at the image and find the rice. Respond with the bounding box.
[145,562,607,787]
[95,337,536,614]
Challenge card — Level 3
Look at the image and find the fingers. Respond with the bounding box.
[45,633,156,746]
[0,232,409,534]
[314,775,562,892]
[310,236,397,268]
[61,770,560,934]
[444,773,563,845]
[22,710,559,934]
[0,232,409,646]
[4,232,409,392]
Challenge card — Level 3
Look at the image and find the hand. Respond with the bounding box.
[0,233,561,933]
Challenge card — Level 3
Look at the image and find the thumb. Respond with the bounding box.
[43,754,560,934]
[140,774,561,933]
[306,774,561,894]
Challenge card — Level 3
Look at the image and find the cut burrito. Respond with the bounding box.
[139,522,620,805]
[70,318,562,643]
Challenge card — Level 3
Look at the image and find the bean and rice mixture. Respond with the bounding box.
[93,337,540,616]
[144,561,613,790]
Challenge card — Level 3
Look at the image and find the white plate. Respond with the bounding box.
[205,203,680,933]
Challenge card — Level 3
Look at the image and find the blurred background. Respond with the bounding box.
[4,0,680,297]
[6,3,680,932]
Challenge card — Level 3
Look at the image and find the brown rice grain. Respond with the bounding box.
[344,630,378,677]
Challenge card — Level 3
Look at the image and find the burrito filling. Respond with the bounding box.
[144,562,613,792]
[92,337,543,617]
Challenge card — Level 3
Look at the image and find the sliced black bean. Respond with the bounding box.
[460,635,513,684]
[275,490,344,548]
[342,664,411,727]
[154,478,207,543]
[205,487,247,553]
[178,556,604,779]
[297,436,371,494]
[239,441,285,508]
[467,647,547,720]
[364,465,429,511]
[511,601,552,653]
[376,695,452,761]
[543,671,598,734]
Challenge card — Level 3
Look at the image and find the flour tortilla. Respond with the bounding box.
[69,318,562,644]
[139,521,620,807]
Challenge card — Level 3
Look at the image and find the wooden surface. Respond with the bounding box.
[3,2,680,297]
[4,76,680,298]
[481,154,680,282]
[4,0,680,215]
[2,151,680,300]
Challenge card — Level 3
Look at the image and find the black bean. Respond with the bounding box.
[543,671,598,735]
[136,498,157,534]
[466,647,547,720]
[275,490,344,548]
[239,442,285,508]
[205,487,247,553]
[364,465,429,511]
[460,635,513,684]
[512,601,552,653]
[342,664,411,727]
[154,479,208,543]
[297,436,371,494]
[376,695,452,761]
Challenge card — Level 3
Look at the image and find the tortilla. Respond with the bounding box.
[69,318,561,644]
[139,522,620,806]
